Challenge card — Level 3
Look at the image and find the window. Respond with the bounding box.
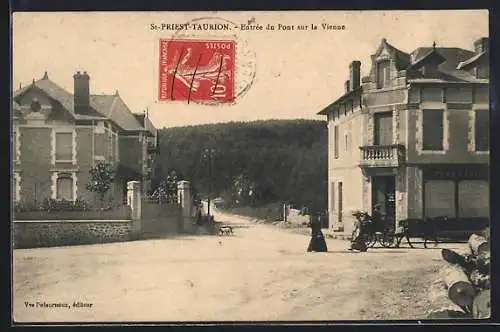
[424,180,455,218]
[337,181,343,223]
[374,112,393,146]
[475,109,489,151]
[458,180,489,218]
[113,133,118,160]
[376,60,390,89]
[334,125,339,159]
[56,173,73,200]
[330,182,335,211]
[55,132,73,161]
[107,132,114,161]
[422,109,444,151]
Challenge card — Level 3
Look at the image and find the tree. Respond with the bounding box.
[85,162,115,207]
[149,170,181,203]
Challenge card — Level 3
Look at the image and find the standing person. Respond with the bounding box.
[307,213,328,252]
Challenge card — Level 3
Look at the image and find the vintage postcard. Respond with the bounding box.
[11,10,490,323]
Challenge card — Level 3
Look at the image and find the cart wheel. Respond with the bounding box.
[365,234,377,248]
[381,232,396,248]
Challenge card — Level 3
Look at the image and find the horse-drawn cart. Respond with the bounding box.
[351,210,448,250]
[351,211,397,248]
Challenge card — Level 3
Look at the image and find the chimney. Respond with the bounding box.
[474,37,489,53]
[349,61,361,91]
[73,71,90,114]
[344,80,350,93]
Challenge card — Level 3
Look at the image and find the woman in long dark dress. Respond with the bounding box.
[307,214,328,252]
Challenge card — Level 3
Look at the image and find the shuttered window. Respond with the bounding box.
[376,60,390,89]
[56,174,73,200]
[458,180,489,218]
[330,182,335,211]
[475,109,489,151]
[425,180,455,218]
[337,181,343,223]
[107,132,114,161]
[55,132,73,161]
[374,112,393,145]
[422,109,444,150]
[112,134,117,160]
[334,125,339,159]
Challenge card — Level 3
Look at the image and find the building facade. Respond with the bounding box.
[12,71,159,207]
[318,37,489,234]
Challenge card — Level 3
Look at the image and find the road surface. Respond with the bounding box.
[13,208,466,322]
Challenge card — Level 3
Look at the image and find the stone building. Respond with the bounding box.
[318,37,489,234]
[12,71,159,206]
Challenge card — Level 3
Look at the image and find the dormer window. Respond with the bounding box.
[30,99,41,112]
[376,60,390,89]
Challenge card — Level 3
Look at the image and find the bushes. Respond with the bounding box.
[40,198,88,211]
[13,197,122,213]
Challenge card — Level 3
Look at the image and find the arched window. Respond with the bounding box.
[56,173,73,200]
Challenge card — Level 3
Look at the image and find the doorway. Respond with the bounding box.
[371,176,396,228]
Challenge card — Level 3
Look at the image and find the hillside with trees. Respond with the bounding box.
[152,119,328,214]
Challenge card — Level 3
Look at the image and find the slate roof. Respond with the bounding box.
[13,73,149,132]
[384,40,411,70]
[408,47,482,83]
[457,51,487,70]
[317,39,488,115]
[317,86,362,115]
[133,113,157,137]
[90,94,144,131]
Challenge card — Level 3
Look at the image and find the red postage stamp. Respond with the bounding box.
[158,39,235,103]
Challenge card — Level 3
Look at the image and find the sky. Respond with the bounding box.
[12,10,488,129]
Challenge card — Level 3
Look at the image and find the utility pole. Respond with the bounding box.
[203,148,215,217]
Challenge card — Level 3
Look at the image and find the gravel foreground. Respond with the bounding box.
[13,209,467,323]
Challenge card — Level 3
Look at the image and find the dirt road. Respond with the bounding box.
[13,209,466,322]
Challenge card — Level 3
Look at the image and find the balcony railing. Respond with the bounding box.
[359,144,405,167]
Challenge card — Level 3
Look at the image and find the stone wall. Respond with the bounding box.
[13,220,134,249]
[13,180,191,249]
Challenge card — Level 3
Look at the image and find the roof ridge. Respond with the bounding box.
[107,94,119,118]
